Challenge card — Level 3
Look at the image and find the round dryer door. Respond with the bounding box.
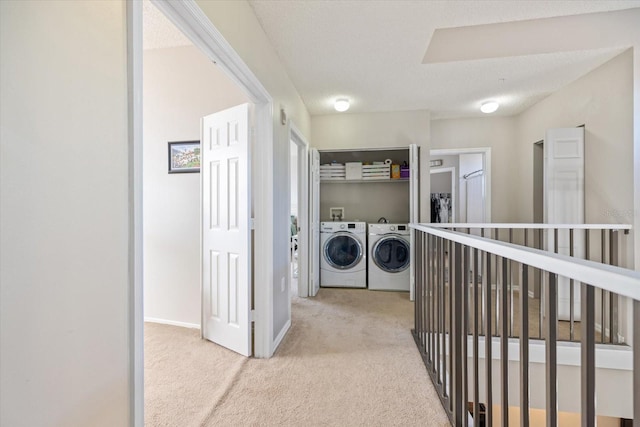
[324,232,363,270]
[373,236,410,272]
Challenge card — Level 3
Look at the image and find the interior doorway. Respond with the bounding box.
[288,123,310,298]
[131,0,277,423]
[430,167,456,223]
[430,148,491,224]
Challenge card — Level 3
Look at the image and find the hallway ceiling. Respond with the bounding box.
[248,1,640,119]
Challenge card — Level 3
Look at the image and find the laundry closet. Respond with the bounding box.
[318,147,413,224]
[311,146,420,294]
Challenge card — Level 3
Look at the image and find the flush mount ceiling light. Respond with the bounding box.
[480,100,499,114]
[334,98,350,112]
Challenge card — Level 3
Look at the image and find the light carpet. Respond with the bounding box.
[145,288,450,426]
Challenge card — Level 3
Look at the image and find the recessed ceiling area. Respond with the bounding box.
[248,0,640,118]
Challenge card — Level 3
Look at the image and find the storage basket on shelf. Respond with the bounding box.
[362,164,390,180]
[320,164,346,180]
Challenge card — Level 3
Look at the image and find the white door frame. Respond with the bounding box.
[128,1,275,425]
[288,122,310,298]
[430,147,492,223]
[429,166,456,223]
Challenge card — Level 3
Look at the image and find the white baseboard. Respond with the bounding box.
[144,317,200,330]
[272,318,291,353]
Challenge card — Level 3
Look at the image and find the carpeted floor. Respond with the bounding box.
[144,288,449,426]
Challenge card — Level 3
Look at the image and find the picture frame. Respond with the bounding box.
[168,140,200,174]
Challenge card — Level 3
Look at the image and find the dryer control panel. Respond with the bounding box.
[321,221,366,232]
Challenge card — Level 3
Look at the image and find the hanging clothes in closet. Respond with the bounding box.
[430,193,451,223]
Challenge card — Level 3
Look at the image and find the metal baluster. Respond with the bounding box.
[462,245,469,427]
[444,240,456,412]
[485,251,493,427]
[633,300,640,427]
[539,229,543,339]
[430,234,435,369]
[581,282,596,427]
[472,248,480,426]
[452,242,464,425]
[436,237,441,384]
[494,229,499,336]
[601,229,606,344]
[570,229,575,341]
[509,228,514,338]
[415,232,420,342]
[520,262,530,427]
[609,230,618,344]
[546,272,558,426]
[481,228,486,336]
[500,257,509,426]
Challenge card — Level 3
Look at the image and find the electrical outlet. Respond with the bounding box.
[281,276,286,292]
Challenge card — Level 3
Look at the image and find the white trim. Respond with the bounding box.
[253,104,274,358]
[427,223,632,230]
[272,318,292,351]
[412,224,640,301]
[469,336,633,370]
[288,121,310,299]
[430,147,492,223]
[430,166,456,223]
[126,1,144,426]
[144,317,200,330]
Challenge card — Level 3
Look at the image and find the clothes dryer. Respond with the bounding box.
[368,223,410,291]
[320,222,367,288]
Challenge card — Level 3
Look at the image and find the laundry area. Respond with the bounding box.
[316,147,416,292]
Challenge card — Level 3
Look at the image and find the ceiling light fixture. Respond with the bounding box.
[334,98,350,112]
[480,101,499,114]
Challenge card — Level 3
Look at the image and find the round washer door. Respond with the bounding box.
[324,232,363,270]
[372,236,410,272]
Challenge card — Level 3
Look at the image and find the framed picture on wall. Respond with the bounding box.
[168,141,200,174]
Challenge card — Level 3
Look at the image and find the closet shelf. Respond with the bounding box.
[320,178,410,184]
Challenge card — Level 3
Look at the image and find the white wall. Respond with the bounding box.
[194,0,311,351]
[431,116,517,223]
[515,49,634,230]
[311,111,431,221]
[1,1,130,425]
[143,45,249,326]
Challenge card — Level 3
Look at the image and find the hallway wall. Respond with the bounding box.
[431,116,518,223]
[0,1,130,425]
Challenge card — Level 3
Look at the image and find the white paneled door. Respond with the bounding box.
[201,103,252,356]
[544,127,585,321]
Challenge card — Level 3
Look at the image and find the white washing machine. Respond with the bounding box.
[368,223,410,291]
[320,221,367,288]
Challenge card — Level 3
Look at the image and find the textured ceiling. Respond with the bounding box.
[143,0,191,51]
[248,1,640,118]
